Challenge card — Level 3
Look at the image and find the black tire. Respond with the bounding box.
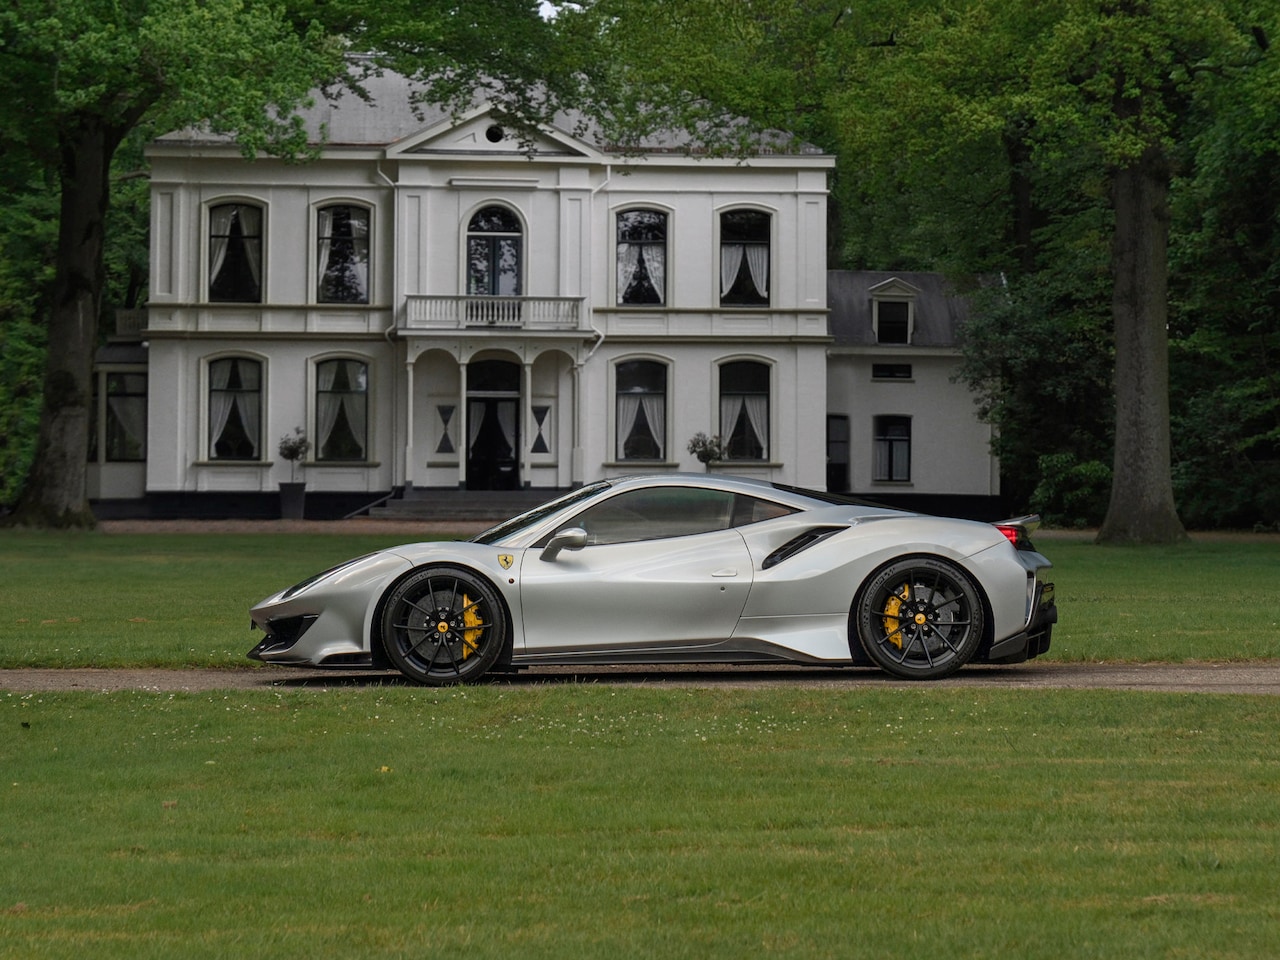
[380,565,508,686]
[854,556,985,680]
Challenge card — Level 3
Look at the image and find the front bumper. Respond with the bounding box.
[983,581,1056,663]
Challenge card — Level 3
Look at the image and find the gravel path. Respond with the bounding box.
[3,662,1280,694]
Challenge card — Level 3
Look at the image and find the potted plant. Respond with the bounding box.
[277,427,310,519]
[687,432,724,469]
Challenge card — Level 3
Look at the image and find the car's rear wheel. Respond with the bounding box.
[854,557,985,680]
[380,565,507,685]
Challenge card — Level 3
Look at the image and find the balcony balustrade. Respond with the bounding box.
[404,295,584,331]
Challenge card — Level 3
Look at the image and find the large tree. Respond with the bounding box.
[1,0,566,527]
[562,0,1275,542]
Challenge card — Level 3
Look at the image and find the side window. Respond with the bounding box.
[208,357,262,460]
[719,209,770,306]
[316,359,368,461]
[617,209,667,305]
[616,359,667,460]
[719,360,770,460]
[568,487,736,545]
[318,205,370,304]
[209,203,263,302]
[873,415,911,481]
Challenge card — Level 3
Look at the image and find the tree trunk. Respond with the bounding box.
[9,116,117,528]
[1096,146,1187,544]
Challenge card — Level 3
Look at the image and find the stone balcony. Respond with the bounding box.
[403,295,586,332]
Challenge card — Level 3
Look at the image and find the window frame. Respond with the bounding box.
[872,415,912,482]
[315,201,372,305]
[615,206,670,307]
[311,354,371,463]
[464,203,524,298]
[206,199,266,304]
[873,298,914,344]
[717,358,772,461]
[717,207,773,308]
[203,353,267,462]
[613,357,670,462]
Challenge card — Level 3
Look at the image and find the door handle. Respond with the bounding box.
[711,568,738,577]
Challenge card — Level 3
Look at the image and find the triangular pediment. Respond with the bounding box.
[868,277,923,298]
[388,105,598,160]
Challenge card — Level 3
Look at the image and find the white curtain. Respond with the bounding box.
[616,395,641,459]
[345,378,367,457]
[744,395,768,458]
[641,395,665,457]
[208,206,235,291]
[617,243,642,304]
[720,244,744,297]
[107,396,145,456]
[646,247,666,304]
[238,205,262,288]
[744,245,769,297]
[496,401,517,456]
[720,395,740,443]
[316,360,341,456]
[316,207,333,297]
[207,360,234,458]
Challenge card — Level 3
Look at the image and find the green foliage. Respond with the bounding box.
[1031,453,1113,528]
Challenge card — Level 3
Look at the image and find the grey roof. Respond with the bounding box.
[827,270,972,348]
[157,65,829,157]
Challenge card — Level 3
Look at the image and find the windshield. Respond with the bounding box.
[469,481,612,545]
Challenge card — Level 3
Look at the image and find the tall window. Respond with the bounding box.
[316,359,368,461]
[208,357,261,460]
[208,203,263,302]
[616,360,667,460]
[719,209,770,306]
[719,360,769,460]
[467,206,522,296]
[617,209,667,305]
[873,416,911,481]
[317,205,370,303]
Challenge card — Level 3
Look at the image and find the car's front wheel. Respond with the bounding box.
[854,557,985,680]
[380,565,507,685]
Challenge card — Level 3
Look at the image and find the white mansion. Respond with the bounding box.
[89,72,1000,520]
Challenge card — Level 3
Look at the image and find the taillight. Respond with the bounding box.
[995,525,1022,547]
[993,515,1041,551]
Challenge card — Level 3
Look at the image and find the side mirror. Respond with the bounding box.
[540,527,588,562]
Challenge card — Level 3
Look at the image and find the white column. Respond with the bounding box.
[457,360,468,488]
[403,358,415,487]
[522,360,533,488]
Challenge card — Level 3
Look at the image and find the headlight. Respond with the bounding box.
[279,554,375,600]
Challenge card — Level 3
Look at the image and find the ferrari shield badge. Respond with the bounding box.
[498,554,514,570]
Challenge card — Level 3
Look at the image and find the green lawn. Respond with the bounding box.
[4,685,1280,959]
[3,529,1280,957]
[1,528,1278,668]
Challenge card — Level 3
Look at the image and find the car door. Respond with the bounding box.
[516,486,754,654]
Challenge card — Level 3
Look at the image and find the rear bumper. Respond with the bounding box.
[983,582,1056,663]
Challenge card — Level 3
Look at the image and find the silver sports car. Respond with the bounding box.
[249,475,1056,683]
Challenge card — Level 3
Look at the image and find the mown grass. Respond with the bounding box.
[4,685,1280,959]
[1,529,1278,667]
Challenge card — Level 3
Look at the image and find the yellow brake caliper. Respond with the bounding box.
[460,595,482,659]
[882,583,909,649]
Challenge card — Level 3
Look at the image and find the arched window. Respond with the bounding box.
[719,360,769,460]
[316,359,368,461]
[317,205,370,304]
[719,209,770,306]
[208,357,262,460]
[467,206,522,297]
[616,360,667,460]
[209,203,263,302]
[617,209,667,305]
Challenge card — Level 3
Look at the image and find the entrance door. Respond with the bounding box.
[466,359,521,491]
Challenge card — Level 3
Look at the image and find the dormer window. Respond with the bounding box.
[869,278,921,344]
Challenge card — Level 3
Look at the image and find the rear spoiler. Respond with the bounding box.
[994,515,1041,550]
